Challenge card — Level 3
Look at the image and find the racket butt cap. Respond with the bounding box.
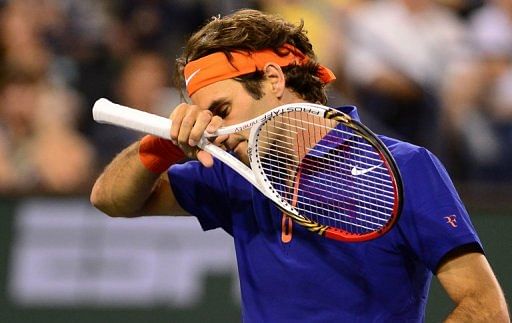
[92,98,113,121]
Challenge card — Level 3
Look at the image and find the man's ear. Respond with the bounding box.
[263,63,286,98]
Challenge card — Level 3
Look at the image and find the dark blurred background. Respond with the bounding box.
[0,0,510,322]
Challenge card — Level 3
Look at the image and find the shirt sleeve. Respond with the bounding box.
[167,159,234,234]
[397,147,483,272]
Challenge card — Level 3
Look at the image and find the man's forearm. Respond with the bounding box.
[444,291,510,322]
[90,141,162,217]
[438,252,510,323]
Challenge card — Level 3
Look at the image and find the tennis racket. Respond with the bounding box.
[93,98,403,242]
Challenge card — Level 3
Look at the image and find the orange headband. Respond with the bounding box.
[183,44,336,96]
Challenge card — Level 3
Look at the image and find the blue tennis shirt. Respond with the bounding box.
[168,106,482,322]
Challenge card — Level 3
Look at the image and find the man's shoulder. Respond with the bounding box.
[379,135,427,162]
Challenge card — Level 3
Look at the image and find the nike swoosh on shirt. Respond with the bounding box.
[351,163,383,176]
[185,69,201,87]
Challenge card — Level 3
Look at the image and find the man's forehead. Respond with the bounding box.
[190,79,241,108]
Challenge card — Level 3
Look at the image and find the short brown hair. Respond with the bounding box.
[175,9,329,104]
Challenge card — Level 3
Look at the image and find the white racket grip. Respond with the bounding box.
[93,98,172,140]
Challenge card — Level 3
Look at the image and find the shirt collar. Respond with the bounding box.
[334,105,361,121]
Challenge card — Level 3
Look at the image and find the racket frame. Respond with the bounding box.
[247,103,403,242]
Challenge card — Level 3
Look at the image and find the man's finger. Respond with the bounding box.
[197,150,214,168]
[189,110,213,146]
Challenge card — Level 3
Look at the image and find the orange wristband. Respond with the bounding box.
[138,135,186,173]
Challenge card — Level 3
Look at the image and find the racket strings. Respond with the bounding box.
[271,183,393,222]
[266,119,379,157]
[260,156,394,203]
[277,194,381,231]
[262,167,395,219]
[258,145,393,188]
[269,180,395,218]
[257,111,396,234]
[259,132,385,169]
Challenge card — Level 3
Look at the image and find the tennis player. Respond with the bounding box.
[91,9,509,322]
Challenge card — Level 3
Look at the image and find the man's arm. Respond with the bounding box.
[90,141,186,217]
[91,103,222,217]
[437,251,510,322]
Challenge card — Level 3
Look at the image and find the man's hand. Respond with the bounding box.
[170,103,223,167]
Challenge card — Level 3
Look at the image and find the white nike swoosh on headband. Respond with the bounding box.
[185,69,201,87]
[351,163,383,176]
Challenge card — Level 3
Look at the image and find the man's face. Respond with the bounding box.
[190,78,277,126]
[189,77,279,163]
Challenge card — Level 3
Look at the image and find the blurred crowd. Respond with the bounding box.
[0,0,510,196]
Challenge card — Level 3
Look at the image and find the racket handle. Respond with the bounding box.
[93,98,173,140]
